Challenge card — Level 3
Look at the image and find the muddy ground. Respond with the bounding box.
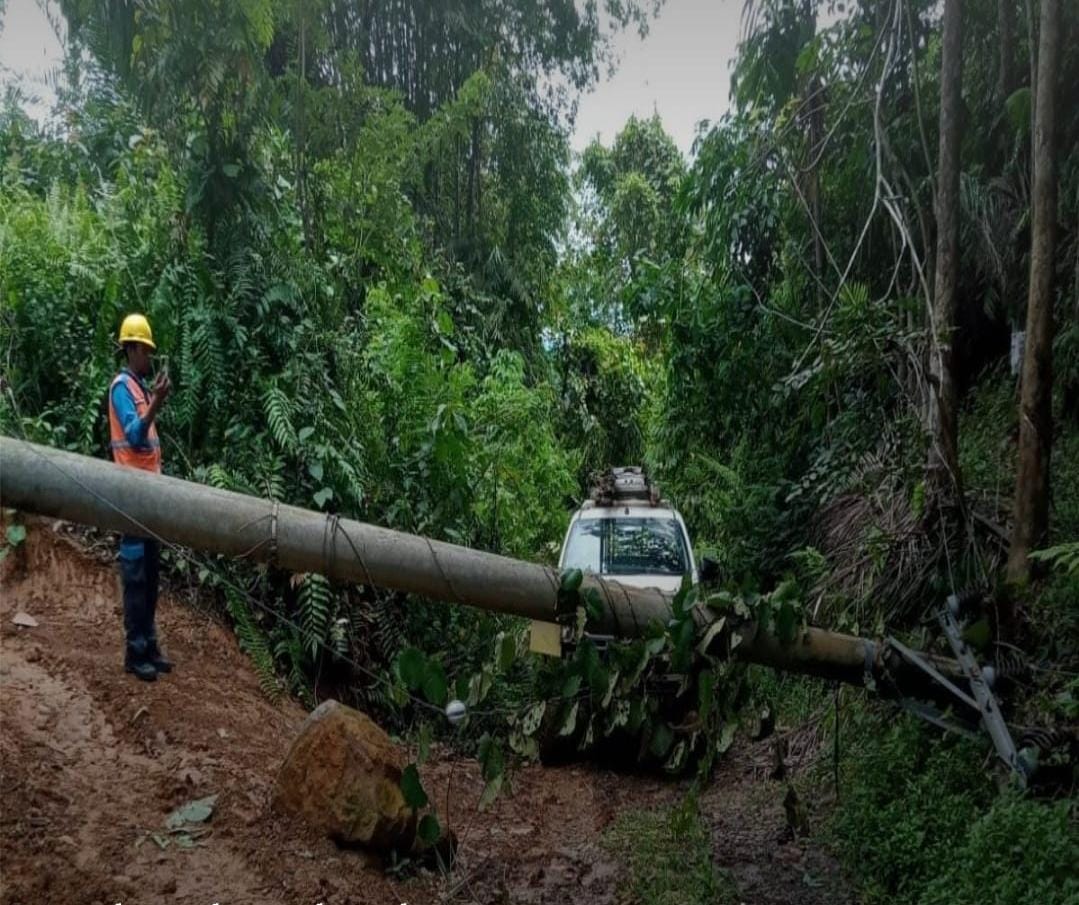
[1,518,855,904]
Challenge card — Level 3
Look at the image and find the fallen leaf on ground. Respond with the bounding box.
[165,794,218,830]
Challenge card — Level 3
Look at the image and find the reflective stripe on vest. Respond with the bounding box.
[108,372,162,473]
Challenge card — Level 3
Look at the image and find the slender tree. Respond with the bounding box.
[927,0,964,500]
[1008,0,1062,584]
[998,0,1017,105]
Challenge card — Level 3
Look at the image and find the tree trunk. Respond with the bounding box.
[466,118,479,241]
[806,74,825,308]
[296,10,312,251]
[927,0,964,500]
[998,0,1017,104]
[799,1,825,308]
[992,0,1018,175]
[1007,0,1061,585]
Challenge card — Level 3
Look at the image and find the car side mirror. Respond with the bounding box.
[699,556,720,584]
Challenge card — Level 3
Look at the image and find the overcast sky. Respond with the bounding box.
[0,0,64,119]
[0,0,744,157]
[575,0,744,156]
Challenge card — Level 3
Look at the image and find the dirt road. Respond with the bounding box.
[1,518,853,904]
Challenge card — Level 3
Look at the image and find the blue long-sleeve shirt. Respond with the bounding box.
[111,369,156,561]
[111,369,152,448]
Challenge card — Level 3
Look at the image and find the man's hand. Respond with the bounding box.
[152,371,172,402]
[145,371,171,425]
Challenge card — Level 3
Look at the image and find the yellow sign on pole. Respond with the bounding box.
[528,620,562,657]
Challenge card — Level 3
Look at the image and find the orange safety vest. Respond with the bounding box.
[108,372,162,473]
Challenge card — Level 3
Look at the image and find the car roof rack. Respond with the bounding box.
[589,466,662,507]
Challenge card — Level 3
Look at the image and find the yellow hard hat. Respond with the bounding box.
[118,313,156,349]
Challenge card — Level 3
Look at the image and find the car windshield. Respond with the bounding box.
[561,517,689,576]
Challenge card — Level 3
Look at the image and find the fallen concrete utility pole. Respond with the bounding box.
[0,437,941,692]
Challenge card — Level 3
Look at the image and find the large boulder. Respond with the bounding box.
[272,700,416,850]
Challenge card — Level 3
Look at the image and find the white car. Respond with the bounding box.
[559,500,698,594]
[530,467,716,655]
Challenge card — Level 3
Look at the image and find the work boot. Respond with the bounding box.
[125,659,158,682]
[125,638,157,682]
[147,638,173,674]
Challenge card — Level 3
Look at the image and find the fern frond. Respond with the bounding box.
[1030,542,1079,577]
[225,590,283,702]
[263,383,298,453]
[298,572,334,658]
[273,633,315,709]
[256,452,287,501]
[172,295,200,429]
[324,444,367,508]
[193,313,228,415]
[207,463,235,490]
[330,617,350,659]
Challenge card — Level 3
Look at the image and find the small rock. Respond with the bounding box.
[12,611,39,628]
[57,835,77,847]
[24,646,41,663]
[217,728,229,739]
[179,766,202,786]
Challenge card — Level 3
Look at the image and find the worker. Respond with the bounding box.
[108,313,173,682]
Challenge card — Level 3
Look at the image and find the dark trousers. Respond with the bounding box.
[120,537,161,662]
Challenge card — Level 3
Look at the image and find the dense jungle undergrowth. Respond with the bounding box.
[2,1,1078,902]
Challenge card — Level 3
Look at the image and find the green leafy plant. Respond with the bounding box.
[1030,542,1079,577]
[830,709,1079,905]
[0,516,27,563]
[603,795,736,905]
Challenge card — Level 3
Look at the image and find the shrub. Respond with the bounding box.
[922,792,1079,905]
[831,708,1079,905]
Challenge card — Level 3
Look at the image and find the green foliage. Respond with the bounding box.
[399,763,428,809]
[469,350,577,558]
[830,709,1079,905]
[958,374,1019,516]
[575,114,687,330]
[226,589,284,703]
[1031,542,1079,577]
[554,326,657,482]
[0,42,596,724]
[4,14,1079,888]
[394,647,448,707]
[507,571,809,776]
[297,573,335,658]
[0,514,27,563]
[476,733,505,809]
[603,795,736,905]
[416,813,441,846]
[921,792,1079,905]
